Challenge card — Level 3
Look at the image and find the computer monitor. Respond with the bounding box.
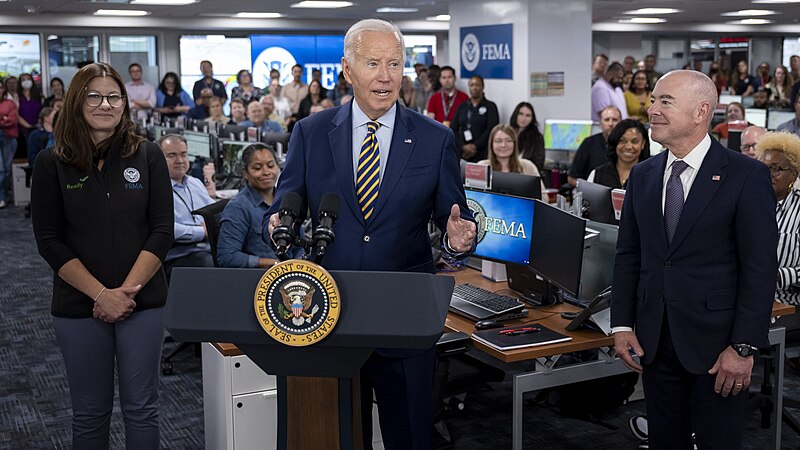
[464,189,535,265]
[219,140,251,178]
[459,160,541,199]
[183,131,213,159]
[576,179,615,224]
[741,96,755,108]
[745,108,767,128]
[528,200,586,297]
[543,119,593,151]
[260,132,291,153]
[718,94,742,107]
[768,110,795,130]
[222,125,248,141]
[153,125,181,140]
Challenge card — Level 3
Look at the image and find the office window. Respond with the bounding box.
[783,37,800,67]
[404,35,437,79]
[180,35,250,111]
[47,35,100,91]
[0,33,42,83]
[110,35,159,87]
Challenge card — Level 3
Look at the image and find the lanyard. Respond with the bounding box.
[173,185,198,225]
[441,91,457,121]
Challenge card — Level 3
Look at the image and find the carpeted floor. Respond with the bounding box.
[2,202,799,449]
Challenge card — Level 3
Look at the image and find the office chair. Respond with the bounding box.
[749,322,800,435]
[161,198,230,375]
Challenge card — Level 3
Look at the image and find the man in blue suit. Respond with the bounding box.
[611,70,778,449]
[266,19,476,450]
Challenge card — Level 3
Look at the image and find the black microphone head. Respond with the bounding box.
[280,192,303,214]
[319,193,340,217]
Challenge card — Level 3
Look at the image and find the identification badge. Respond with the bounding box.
[463,130,473,141]
[478,106,487,115]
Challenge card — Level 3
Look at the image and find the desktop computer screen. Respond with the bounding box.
[576,179,615,224]
[718,94,742,107]
[219,140,251,178]
[459,161,542,199]
[464,189,535,265]
[768,110,795,130]
[183,131,212,159]
[528,200,586,297]
[745,108,767,128]
[543,119,593,151]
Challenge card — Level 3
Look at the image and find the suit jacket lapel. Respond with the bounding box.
[667,141,727,257]
[328,104,365,226]
[642,153,669,254]
[368,104,416,222]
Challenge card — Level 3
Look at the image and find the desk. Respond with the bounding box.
[443,268,795,450]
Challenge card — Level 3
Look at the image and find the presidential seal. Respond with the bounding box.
[253,259,340,347]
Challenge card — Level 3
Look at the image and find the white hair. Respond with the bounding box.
[343,19,405,64]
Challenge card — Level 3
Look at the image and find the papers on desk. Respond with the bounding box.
[472,323,572,351]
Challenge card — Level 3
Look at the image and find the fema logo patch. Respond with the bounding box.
[466,197,487,244]
[123,167,140,183]
[254,259,340,347]
[461,33,480,72]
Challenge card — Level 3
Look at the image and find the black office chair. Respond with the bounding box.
[161,198,230,375]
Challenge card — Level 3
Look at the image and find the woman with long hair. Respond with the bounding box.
[155,72,192,119]
[31,62,173,448]
[478,124,546,198]
[509,102,545,173]
[624,70,651,123]
[44,77,66,108]
[766,65,794,110]
[17,73,43,154]
[297,79,324,120]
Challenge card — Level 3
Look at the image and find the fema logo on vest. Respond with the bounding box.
[123,167,144,190]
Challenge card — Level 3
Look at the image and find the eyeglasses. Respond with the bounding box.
[740,143,756,152]
[767,164,794,174]
[85,92,126,108]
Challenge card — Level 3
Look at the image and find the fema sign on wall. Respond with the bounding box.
[250,35,344,90]
[460,24,513,80]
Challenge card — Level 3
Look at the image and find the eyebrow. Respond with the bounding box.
[652,94,675,101]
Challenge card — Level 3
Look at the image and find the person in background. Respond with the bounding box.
[753,87,771,109]
[790,55,800,82]
[711,102,746,140]
[217,144,302,268]
[311,68,328,98]
[155,72,192,120]
[623,55,636,75]
[260,95,286,131]
[427,64,441,92]
[44,77,65,108]
[510,102,545,173]
[450,75,499,162]
[17,73,43,157]
[297,79,324,121]
[477,124,545,198]
[192,60,227,106]
[731,60,757,97]
[426,66,468,126]
[587,119,650,189]
[125,63,156,122]
[31,62,173,448]
[399,75,416,110]
[204,96,227,126]
[624,70,651,123]
[268,78,292,121]
[327,71,354,106]
[622,72,634,94]
[0,79,18,208]
[27,106,55,165]
[52,98,65,113]
[740,125,766,158]
[591,53,609,86]
[159,133,215,277]
[708,61,728,96]
[642,54,663,87]
[777,95,800,138]
[5,76,19,105]
[239,101,282,133]
[756,62,772,88]
[414,68,433,114]
[231,69,263,107]
[281,63,308,116]
[269,68,280,82]
[228,98,247,125]
[591,62,628,121]
[186,94,211,121]
[766,65,794,110]
[568,105,622,186]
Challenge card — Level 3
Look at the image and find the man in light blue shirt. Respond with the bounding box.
[238,101,282,134]
[776,96,800,138]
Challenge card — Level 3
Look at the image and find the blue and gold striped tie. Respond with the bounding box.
[357,121,381,220]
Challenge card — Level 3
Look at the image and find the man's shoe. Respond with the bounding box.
[629,415,648,440]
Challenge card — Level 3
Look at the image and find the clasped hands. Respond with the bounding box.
[93,285,141,323]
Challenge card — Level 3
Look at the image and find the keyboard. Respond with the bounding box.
[449,284,525,321]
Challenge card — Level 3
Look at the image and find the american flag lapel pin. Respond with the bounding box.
[404,138,412,144]
[712,175,721,181]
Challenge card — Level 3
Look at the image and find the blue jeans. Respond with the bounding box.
[0,132,17,202]
[53,307,164,450]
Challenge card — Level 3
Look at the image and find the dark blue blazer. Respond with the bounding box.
[267,101,472,274]
[611,139,778,374]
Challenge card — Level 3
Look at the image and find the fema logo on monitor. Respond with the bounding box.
[252,46,297,87]
[466,197,488,244]
[461,33,480,72]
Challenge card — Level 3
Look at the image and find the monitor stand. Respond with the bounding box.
[506,264,557,306]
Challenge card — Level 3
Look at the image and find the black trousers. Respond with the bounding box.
[642,312,749,450]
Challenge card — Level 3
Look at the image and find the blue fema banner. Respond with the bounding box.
[460,24,513,79]
[250,35,344,90]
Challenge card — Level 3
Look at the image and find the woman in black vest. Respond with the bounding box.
[588,119,650,189]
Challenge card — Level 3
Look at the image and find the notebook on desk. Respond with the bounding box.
[472,323,572,351]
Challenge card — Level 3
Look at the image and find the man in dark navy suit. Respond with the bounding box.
[611,70,778,449]
[267,19,476,450]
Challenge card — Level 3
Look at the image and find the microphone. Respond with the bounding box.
[310,193,340,264]
[272,192,303,260]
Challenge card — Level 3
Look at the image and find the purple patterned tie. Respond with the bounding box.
[664,160,689,244]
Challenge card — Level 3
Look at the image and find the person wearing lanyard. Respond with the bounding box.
[450,75,499,162]
[159,134,216,277]
[426,66,468,126]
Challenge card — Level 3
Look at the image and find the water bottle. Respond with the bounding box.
[550,163,561,189]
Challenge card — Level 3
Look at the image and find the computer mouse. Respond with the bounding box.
[474,319,503,330]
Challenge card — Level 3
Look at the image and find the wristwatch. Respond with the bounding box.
[731,343,758,358]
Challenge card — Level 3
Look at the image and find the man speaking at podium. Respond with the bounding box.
[267,19,476,450]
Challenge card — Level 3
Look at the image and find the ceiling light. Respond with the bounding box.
[721,9,779,16]
[290,1,353,8]
[623,8,682,14]
[93,9,150,16]
[376,7,419,13]
[727,18,774,24]
[235,12,283,18]
[130,0,198,5]
[426,14,450,21]
[619,17,667,24]
[752,0,800,3]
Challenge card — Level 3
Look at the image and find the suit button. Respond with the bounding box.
[664,261,671,268]
[363,235,370,243]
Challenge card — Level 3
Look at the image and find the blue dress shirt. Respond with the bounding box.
[168,175,216,261]
[237,119,283,134]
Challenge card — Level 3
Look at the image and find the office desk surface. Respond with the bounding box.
[443,268,796,364]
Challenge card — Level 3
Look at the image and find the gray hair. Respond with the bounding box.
[343,19,405,65]
[159,133,187,148]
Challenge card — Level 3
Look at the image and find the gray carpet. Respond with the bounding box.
[2,202,799,449]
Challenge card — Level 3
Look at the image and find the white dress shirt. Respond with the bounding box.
[350,99,395,183]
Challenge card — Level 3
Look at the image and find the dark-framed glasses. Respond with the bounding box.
[767,164,794,174]
[85,92,126,108]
